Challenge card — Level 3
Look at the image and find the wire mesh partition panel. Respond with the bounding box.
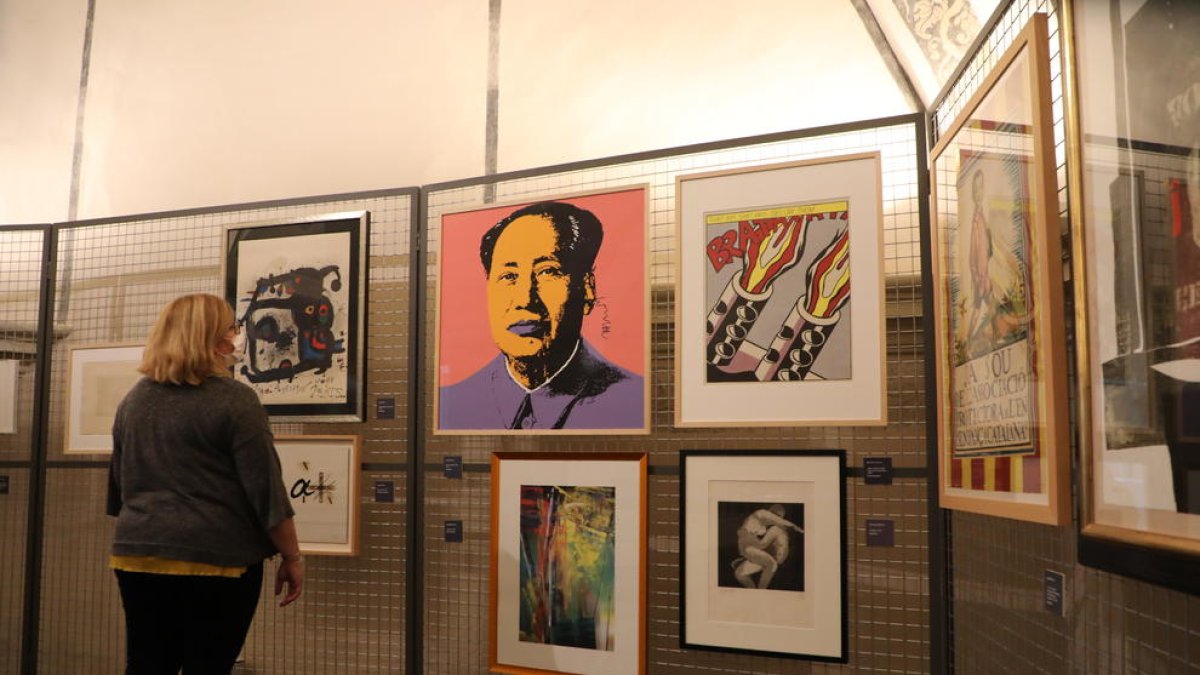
[0,227,44,463]
[932,1,1200,673]
[36,191,414,674]
[0,468,30,673]
[421,117,929,673]
[0,227,45,674]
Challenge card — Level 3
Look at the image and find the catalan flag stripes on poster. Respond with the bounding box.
[950,453,1042,493]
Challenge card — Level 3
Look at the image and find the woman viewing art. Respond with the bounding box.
[106,293,304,674]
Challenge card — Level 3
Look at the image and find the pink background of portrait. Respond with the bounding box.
[437,186,646,387]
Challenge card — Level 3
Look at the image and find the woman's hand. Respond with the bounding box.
[268,517,304,606]
[275,556,304,607]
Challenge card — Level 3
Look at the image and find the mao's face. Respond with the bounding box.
[486,214,593,363]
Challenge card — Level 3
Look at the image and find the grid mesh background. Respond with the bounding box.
[0,227,43,674]
[422,120,929,673]
[32,192,414,674]
[933,1,1200,673]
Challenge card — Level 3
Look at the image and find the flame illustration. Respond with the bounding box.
[739,216,808,294]
[804,229,850,319]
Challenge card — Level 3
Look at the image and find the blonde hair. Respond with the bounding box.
[140,293,234,385]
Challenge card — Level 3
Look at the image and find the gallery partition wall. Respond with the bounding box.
[420,114,933,673]
[0,226,46,675]
[932,0,1200,673]
[5,2,1200,672]
[1,190,419,674]
[1,113,937,674]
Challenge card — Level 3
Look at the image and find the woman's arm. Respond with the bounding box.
[755,509,802,531]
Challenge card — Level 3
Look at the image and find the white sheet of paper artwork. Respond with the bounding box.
[275,437,357,555]
[67,345,144,453]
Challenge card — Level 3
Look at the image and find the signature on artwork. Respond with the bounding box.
[596,300,612,339]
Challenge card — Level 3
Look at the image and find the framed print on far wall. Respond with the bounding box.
[930,13,1070,525]
[680,450,846,661]
[435,186,649,435]
[274,435,361,556]
[675,153,885,427]
[1066,0,1200,587]
[490,452,647,675]
[66,344,145,454]
[224,211,368,422]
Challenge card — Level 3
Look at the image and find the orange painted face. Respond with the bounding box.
[485,215,594,364]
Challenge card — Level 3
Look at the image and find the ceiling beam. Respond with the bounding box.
[847,0,924,112]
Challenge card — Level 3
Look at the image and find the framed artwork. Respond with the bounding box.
[1066,0,1200,589]
[930,13,1070,525]
[489,452,647,675]
[224,211,369,421]
[435,187,649,434]
[675,154,886,427]
[680,450,846,661]
[65,344,144,454]
[274,435,361,556]
[0,360,17,434]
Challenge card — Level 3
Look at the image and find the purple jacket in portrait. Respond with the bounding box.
[439,341,644,431]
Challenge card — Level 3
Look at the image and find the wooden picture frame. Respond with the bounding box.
[675,154,886,427]
[680,450,847,662]
[224,211,369,421]
[274,434,361,556]
[489,452,647,675]
[1065,0,1200,589]
[434,187,650,435]
[930,13,1070,525]
[65,343,145,454]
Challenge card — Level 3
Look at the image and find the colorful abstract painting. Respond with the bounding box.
[224,213,367,420]
[518,484,617,651]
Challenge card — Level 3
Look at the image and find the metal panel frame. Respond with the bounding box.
[5,113,939,674]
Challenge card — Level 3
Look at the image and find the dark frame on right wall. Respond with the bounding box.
[679,449,848,662]
[1065,0,1200,594]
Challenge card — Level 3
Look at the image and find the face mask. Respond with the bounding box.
[224,330,247,367]
[231,330,247,360]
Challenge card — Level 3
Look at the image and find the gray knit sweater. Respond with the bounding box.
[106,375,295,567]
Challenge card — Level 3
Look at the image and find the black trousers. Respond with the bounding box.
[115,562,263,675]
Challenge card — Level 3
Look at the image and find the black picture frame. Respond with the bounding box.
[1066,0,1200,594]
[224,211,368,421]
[680,449,847,661]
